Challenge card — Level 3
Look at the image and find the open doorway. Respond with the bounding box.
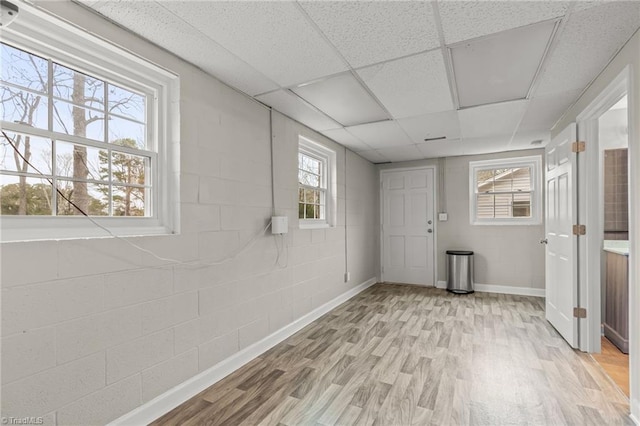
[591,94,630,397]
[575,67,632,402]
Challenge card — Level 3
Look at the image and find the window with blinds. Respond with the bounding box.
[469,156,542,225]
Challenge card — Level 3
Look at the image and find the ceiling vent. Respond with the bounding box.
[449,19,558,109]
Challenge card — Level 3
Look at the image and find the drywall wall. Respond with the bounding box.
[552,29,639,423]
[379,148,546,292]
[0,2,379,424]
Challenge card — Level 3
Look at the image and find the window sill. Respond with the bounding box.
[1,218,174,243]
[471,220,542,226]
[299,221,330,230]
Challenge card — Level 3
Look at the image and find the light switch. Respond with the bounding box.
[438,213,448,221]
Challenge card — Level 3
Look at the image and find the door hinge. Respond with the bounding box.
[573,307,587,318]
[572,224,586,235]
[572,141,586,153]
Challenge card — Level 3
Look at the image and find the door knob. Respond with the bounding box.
[428,229,433,233]
[540,238,548,244]
[427,220,432,225]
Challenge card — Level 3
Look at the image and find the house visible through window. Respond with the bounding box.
[469,156,542,225]
[0,3,178,242]
[298,136,335,228]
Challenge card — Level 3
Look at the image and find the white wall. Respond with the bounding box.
[379,148,546,292]
[0,2,379,424]
[552,29,640,422]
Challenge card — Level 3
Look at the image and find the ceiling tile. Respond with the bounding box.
[345,121,412,149]
[438,1,569,44]
[299,1,440,68]
[416,138,463,159]
[397,111,460,144]
[375,145,423,162]
[458,100,529,139]
[89,1,278,96]
[519,89,582,132]
[292,73,389,126]
[510,130,551,150]
[357,150,390,164]
[321,128,372,152]
[535,1,640,96]
[451,20,557,108]
[256,90,341,131]
[458,134,513,157]
[159,1,347,87]
[357,51,453,118]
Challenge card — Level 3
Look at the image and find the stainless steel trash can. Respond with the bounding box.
[446,250,474,294]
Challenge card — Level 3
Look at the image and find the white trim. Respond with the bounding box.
[107,277,378,426]
[576,67,630,354]
[436,280,545,297]
[298,136,336,227]
[469,155,543,226]
[0,2,180,242]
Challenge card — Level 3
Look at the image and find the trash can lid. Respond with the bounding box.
[446,250,474,255]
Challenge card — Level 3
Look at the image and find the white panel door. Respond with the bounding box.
[382,168,435,285]
[545,123,578,347]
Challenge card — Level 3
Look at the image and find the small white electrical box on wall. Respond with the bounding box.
[438,213,448,222]
[271,216,288,234]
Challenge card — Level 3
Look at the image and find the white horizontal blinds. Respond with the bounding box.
[0,42,151,217]
[476,167,532,219]
[298,152,325,220]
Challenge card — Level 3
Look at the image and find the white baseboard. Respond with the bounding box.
[436,280,544,298]
[108,277,378,426]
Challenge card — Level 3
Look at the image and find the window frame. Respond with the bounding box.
[0,3,179,242]
[298,136,335,229]
[469,155,542,226]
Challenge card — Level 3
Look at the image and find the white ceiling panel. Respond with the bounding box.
[345,120,412,149]
[321,128,372,152]
[357,149,390,164]
[256,90,341,131]
[510,130,551,150]
[357,51,453,118]
[417,139,463,159]
[292,73,389,126]
[458,134,513,157]
[458,100,529,139]
[375,145,423,162]
[519,89,582,132]
[451,20,557,108]
[159,1,347,86]
[535,1,640,96]
[438,1,569,44]
[89,1,278,96]
[299,1,439,68]
[397,111,460,144]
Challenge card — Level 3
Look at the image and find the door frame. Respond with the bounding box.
[379,166,438,286]
[575,67,631,353]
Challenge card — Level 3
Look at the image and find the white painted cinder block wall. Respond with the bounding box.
[0,2,379,424]
[379,148,546,291]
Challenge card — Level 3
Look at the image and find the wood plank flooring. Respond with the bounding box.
[592,336,630,397]
[151,284,631,425]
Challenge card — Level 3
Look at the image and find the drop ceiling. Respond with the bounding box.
[78,0,640,163]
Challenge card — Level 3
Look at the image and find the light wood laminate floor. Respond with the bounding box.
[152,284,631,425]
[592,336,630,397]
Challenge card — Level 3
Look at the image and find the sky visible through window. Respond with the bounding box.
[0,42,150,217]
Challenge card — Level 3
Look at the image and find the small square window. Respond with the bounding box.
[469,156,542,225]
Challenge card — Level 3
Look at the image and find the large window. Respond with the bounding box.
[298,136,335,228]
[469,156,542,225]
[0,3,178,241]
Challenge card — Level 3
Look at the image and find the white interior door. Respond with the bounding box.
[545,123,579,347]
[381,168,435,286]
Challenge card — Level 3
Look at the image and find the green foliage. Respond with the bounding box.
[1,182,51,215]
